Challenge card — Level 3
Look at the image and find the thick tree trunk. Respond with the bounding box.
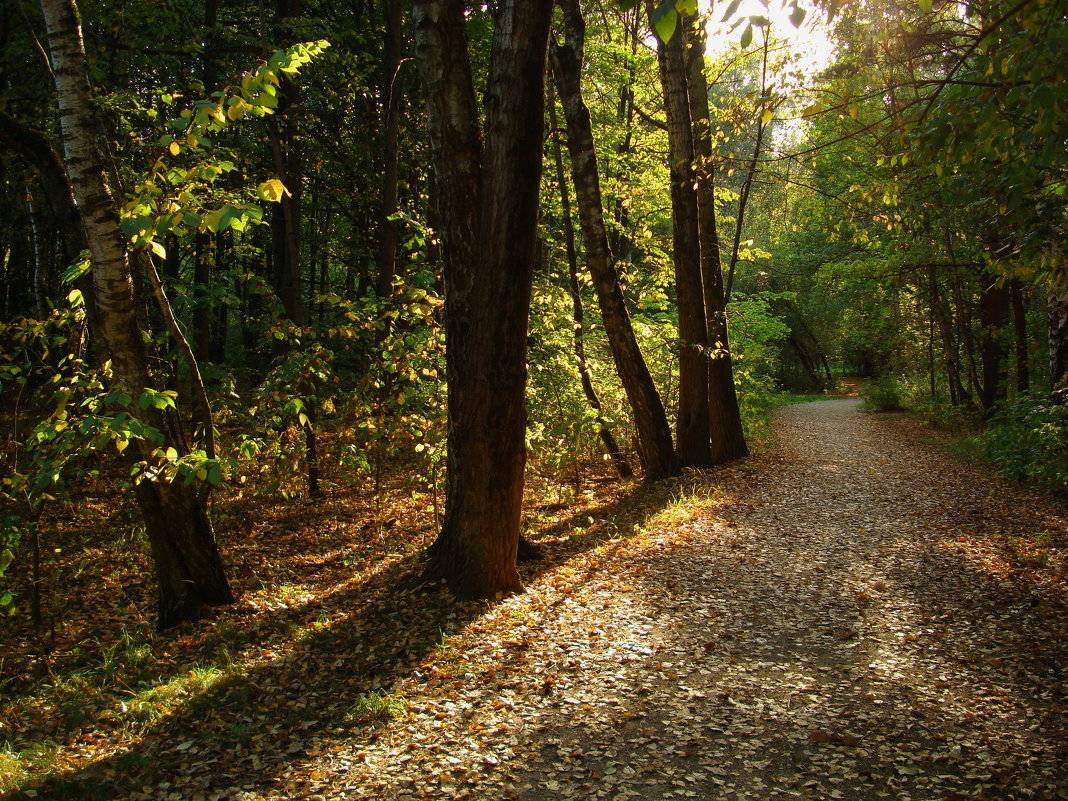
[413,0,552,598]
[41,0,233,629]
[550,0,677,482]
[683,18,747,464]
[653,6,711,468]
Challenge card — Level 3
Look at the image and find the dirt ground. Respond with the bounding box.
[6,398,1067,800]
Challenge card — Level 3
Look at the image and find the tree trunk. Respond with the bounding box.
[683,17,747,464]
[1009,278,1029,394]
[40,0,233,629]
[374,0,404,299]
[929,265,969,405]
[550,0,677,481]
[0,111,100,333]
[977,274,1009,411]
[413,0,552,598]
[653,5,711,468]
[548,84,632,479]
[1049,277,1068,389]
[269,0,305,325]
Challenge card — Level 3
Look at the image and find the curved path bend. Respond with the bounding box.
[320,400,1068,800]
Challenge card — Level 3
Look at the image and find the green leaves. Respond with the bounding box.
[118,40,330,259]
[138,388,178,411]
[61,255,91,284]
[650,0,678,43]
[648,0,699,42]
[720,0,743,22]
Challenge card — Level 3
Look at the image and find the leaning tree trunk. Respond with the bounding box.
[413,0,553,598]
[652,4,712,468]
[548,87,632,479]
[683,17,747,464]
[41,0,233,629]
[550,0,678,481]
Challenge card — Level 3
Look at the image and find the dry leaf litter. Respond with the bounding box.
[7,398,1068,801]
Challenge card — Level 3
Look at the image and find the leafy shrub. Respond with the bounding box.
[912,400,981,431]
[982,391,1068,490]
[0,517,18,614]
[860,376,902,411]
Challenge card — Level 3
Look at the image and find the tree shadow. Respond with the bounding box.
[10,472,713,799]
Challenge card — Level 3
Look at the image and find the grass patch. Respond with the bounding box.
[773,392,837,406]
[0,739,61,796]
[344,690,408,727]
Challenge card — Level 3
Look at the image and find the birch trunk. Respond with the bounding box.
[40,0,233,629]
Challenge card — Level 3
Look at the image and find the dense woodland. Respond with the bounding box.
[0,0,1066,703]
[1,0,1067,795]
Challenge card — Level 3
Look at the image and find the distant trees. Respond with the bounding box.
[10,0,1062,624]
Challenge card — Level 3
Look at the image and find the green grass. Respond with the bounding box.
[0,739,61,796]
[774,392,836,406]
[344,690,408,726]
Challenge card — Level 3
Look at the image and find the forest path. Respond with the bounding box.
[324,398,1068,801]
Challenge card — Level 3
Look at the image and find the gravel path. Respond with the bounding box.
[320,398,1068,801]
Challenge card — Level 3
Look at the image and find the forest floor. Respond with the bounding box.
[3,398,1068,800]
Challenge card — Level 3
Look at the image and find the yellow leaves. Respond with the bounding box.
[168,140,180,156]
[258,178,291,203]
[226,97,253,120]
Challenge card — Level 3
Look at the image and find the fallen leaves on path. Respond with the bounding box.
[3,399,1066,800]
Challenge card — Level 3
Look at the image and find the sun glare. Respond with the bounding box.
[705,0,836,76]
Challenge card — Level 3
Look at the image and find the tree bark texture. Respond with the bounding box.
[413,0,552,598]
[551,0,678,481]
[683,18,748,464]
[40,0,233,629]
[548,84,632,479]
[269,0,305,324]
[977,273,1009,411]
[1049,277,1068,389]
[653,7,712,468]
[374,0,404,299]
